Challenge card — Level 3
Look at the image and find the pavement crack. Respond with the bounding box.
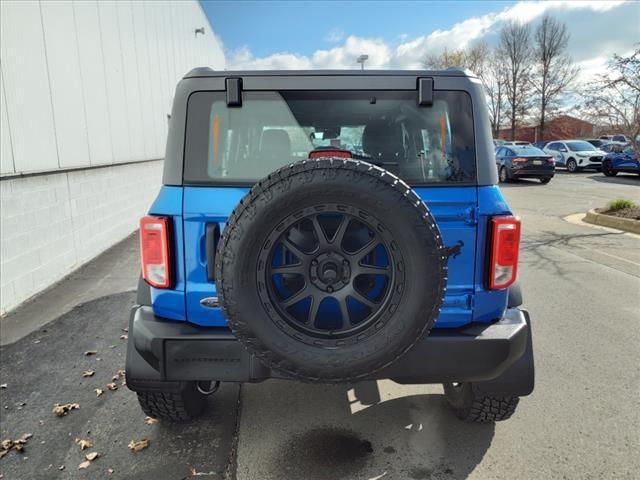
[224,383,243,480]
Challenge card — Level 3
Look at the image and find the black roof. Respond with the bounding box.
[184,67,476,79]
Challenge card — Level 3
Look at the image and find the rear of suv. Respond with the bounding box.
[127,69,534,423]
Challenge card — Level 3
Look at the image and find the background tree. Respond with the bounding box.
[582,48,640,156]
[424,48,466,70]
[485,49,507,136]
[424,41,488,79]
[499,22,532,140]
[532,14,578,140]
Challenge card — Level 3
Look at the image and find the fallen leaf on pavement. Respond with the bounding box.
[119,334,128,340]
[111,375,119,382]
[1,440,13,450]
[85,451,99,461]
[95,388,104,397]
[107,468,114,474]
[83,351,97,356]
[0,450,7,459]
[82,370,95,377]
[127,438,150,453]
[76,439,93,450]
[106,383,117,391]
[20,434,33,441]
[78,460,91,469]
[58,465,65,470]
[122,327,128,333]
[52,403,80,417]
[0,384,6,389]
[144,416,158,425]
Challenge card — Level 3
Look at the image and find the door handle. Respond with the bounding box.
[205,223,220,282]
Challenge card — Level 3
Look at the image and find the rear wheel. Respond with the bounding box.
[136,382,208,422]
[602,160,617,177]
[216,158,448,382]
[443,382,520,422]
[566,158,578,173]
[499,166,510,183]
[539,177,551,184]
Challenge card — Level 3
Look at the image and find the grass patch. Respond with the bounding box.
[607,198,637,211]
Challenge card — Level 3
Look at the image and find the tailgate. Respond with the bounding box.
[183,185,477,328]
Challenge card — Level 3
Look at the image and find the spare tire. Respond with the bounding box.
[215,158,447,382]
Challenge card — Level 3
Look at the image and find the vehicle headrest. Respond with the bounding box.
[261,129,291,159]
[362,121,403,161]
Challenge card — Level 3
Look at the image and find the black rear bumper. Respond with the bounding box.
[126,306,534,396]
[510,167,554,178]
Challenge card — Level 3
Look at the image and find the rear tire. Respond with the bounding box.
[136,382,208,422]
[499,166,510,183]
[539,177,551,184]
[216,158,447,383]
[443,382,520,422]
[602,160,617,177]
[566,158,578,173]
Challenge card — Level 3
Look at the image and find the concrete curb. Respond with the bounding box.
[584,209,640,234]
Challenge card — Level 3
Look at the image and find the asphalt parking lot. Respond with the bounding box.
[1,171,638,480]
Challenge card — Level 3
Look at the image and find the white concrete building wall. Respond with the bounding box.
[0,0,225,314]
[0,161,162,313]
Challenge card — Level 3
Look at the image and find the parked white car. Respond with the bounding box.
[543,140,605,172]
[600,134,629,143]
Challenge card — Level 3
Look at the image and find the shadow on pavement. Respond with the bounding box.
[239,380,494,480]
[0,292,238,480]
[498,179,546,188]
[584,173,640,186]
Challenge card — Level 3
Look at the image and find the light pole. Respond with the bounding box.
[356,54,369,70]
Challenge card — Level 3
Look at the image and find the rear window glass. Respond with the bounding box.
[184,90,476,185]
[566,141,595,151]
[511,146,546,156]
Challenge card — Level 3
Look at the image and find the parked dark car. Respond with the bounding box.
[496,145,555,183]
[532,140,550,150]
[600,142,626,154]
[602,145,640,176]
[585,139,609,149]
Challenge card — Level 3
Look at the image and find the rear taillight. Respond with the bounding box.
[488,215,521,290]
[512,157,527,163]
[140,216,172,288]
[547,157,555,163]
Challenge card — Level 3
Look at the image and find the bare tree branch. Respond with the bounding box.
[499,22,532,140]
[580,47,640,156]
[531,14,578,140]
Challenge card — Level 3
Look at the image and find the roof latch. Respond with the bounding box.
[226,77,242,107]
[418,77,433,106]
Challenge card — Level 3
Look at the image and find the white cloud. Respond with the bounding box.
[324,28,344,43]
[226,0,635,76]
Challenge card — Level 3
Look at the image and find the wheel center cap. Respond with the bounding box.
[310,252,350,292]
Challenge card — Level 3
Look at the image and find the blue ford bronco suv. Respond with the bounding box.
[127,69,534,423]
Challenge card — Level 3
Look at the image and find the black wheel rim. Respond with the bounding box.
[258,207,399,340]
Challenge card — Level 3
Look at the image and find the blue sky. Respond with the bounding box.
[201,1,510,58]
[200,0,638,77]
